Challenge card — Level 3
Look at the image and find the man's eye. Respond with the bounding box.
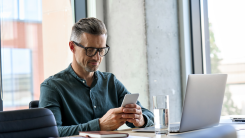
[87,49,94,53]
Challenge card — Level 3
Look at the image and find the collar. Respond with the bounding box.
[67,64,98,82]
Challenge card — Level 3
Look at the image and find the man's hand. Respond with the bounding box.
[99,107,127,131]
[122,104,145,127]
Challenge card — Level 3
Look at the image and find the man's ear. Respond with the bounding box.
[69,41,75,53]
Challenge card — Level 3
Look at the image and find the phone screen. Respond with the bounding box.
[121,93,139,107]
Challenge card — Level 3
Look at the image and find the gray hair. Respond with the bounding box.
[70,17,107,43]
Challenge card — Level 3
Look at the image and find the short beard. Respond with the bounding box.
[76,58,98,72]
[84,65,98,72]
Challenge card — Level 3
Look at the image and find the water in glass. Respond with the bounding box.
[153,95,169,135]
[154,108,169,135]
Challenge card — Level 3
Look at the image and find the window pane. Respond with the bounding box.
[1,0,43,110]
[208,0,245,115]
[1,0,73,111]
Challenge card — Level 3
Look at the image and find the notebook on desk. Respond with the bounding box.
[133,74,228,133]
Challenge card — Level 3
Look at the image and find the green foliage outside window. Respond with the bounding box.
[209,23,241,115]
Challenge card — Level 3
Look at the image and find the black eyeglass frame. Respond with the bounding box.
[72,41,110,57]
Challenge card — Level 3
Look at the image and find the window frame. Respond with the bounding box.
[74,0,87,22]
[179,0,211,102]
[0,18,3,111]
[189,0,211,74]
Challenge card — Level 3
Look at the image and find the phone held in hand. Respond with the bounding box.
[121,93,139,107]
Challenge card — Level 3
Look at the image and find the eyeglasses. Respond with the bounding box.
[73,41,110,57]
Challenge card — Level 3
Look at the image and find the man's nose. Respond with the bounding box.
[92,50,100,60]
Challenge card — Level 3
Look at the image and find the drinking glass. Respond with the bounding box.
[153,95,169,135]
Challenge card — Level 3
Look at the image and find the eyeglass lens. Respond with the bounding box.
[86,48,109,57]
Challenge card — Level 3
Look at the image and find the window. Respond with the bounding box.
[0,0,43,110]
[0,0,74,111]
[207,0,245,115]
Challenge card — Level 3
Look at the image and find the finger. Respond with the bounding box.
[126,118,140,124]
[122,114,140,119]
[120,120,126,125]
[135,104,142,109]
[125,104,141,110]
[116,118,127,126]
[110,117,127,125]
[118,118,128,122]
[125,104,137,108]
[111,107,124,114]
[123,108,141,114]
[113,113,125,119]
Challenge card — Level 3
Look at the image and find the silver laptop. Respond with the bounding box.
[133,74,227,133]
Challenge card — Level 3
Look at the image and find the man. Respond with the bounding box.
[39,17,154,137]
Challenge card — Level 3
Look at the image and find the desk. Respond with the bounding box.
[65,125,245,138]
[64,116,245,138]
[117,126,244,138]
[233,124,245,138]
[220,115,245,138]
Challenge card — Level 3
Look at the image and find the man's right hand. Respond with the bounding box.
[99,107,127,131]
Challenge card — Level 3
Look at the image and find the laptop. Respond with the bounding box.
[133,74,227,133]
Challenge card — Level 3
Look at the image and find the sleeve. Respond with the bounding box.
[39,82,101,137]
[114,77,154,128]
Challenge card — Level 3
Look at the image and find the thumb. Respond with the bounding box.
[112,107,124,114]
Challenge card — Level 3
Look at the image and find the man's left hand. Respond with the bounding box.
[122,104,145,127]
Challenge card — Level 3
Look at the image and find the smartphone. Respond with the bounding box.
[121,93,139,107]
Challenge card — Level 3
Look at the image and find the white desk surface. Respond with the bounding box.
[220,115,245,138]
[65,116,245,138]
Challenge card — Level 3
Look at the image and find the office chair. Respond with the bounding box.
[29,100,39,108]
[0,108,59,138]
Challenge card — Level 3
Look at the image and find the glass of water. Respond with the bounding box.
[153,95,169,135]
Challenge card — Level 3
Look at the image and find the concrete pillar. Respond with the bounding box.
[103,0,149,109]
[145,0,182,122]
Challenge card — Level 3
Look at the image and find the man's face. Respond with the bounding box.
[74,33,107,72]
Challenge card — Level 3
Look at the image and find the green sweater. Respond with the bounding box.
[39,64,154,137]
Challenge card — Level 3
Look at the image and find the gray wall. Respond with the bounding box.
[104,0,149,109]
[145,0,182,123]
[102,0,182,123]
